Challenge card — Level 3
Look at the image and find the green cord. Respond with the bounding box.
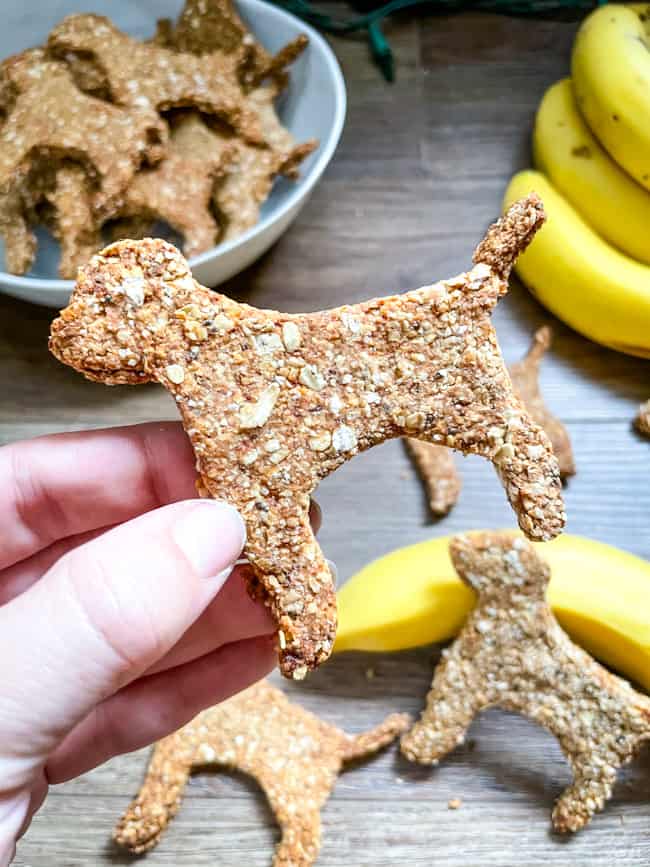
[270,0,606,80]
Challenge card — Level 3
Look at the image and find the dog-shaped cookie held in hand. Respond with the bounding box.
[49,195,565,679]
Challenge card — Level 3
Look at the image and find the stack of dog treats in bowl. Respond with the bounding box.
[0,0,346,306]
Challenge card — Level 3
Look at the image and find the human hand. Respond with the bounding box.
[0,422,287,865]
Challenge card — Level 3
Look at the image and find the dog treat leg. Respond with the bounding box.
[114,731,191,854]
[509,326,575,480]
[401,532,650,832]
[404,439,460,518]
[46,165,102,278]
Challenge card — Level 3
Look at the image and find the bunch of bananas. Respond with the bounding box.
[504,4,650,358]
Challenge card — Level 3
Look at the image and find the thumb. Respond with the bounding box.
[0,499,245,784]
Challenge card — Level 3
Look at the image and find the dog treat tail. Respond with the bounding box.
[113,735,191,854]
[341,713,412,763]
[473,194,546,279]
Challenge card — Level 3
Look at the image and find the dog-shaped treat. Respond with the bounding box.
[49,195,565,678]
[114,680,410,865]
[401,532,650,832]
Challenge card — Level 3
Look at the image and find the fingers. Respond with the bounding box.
[0,421,196,570]
[0,499,245,782]
[146,567,274,675]
[1,497,322,606]
[46,635,276,783]
[0,527,108,606]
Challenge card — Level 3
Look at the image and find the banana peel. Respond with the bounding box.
[335,533,650,691]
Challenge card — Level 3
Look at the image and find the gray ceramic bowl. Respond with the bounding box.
[0,0,346,307]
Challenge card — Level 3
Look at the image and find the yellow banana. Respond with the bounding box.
[503,170,650,358]
[335,533,650,691]
[533,78,650,265]
[572,4,650,191]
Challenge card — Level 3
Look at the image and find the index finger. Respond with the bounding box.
[0,421,197,570]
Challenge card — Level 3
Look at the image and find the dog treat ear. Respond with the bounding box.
[449,531,549,594]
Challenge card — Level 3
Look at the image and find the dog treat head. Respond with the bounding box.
[50,198,565,678]
[449,532,550,598]
[49,239,193,385]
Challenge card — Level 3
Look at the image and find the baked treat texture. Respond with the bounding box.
[49,195,566,677]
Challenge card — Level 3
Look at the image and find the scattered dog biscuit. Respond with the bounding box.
[115,113,235,260]
[114,679,410,864]
[401,532,650,833]
[404,439,460,517]
[0,49,165,219]
[212,83,317,242]
[49,196,566,677]
[508,326,575,480]
[635,400,650,438]
[406,326,574,518]
[47,14,264,145]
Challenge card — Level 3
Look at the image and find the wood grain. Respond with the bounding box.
[6,8,650,866]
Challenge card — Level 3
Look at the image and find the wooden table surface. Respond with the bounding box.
[6,10,650,866]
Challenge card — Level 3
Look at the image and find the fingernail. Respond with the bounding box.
[173,500,246,580]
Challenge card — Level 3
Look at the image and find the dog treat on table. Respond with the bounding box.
[0,49,165,219]
[47,14,264,144]
[404,439,460,517]
[213,83,318,241]
[406,325,575,519]
[635,399,650,437]
[49,195,566,678]
[115,113,235,260]
[508,326,575,479]
[401,531,650,833]
[114,680,410,865]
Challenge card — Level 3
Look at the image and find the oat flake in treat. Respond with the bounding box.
[114,680,410,865]
[49,195,565,678]
[401,532,650,833]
